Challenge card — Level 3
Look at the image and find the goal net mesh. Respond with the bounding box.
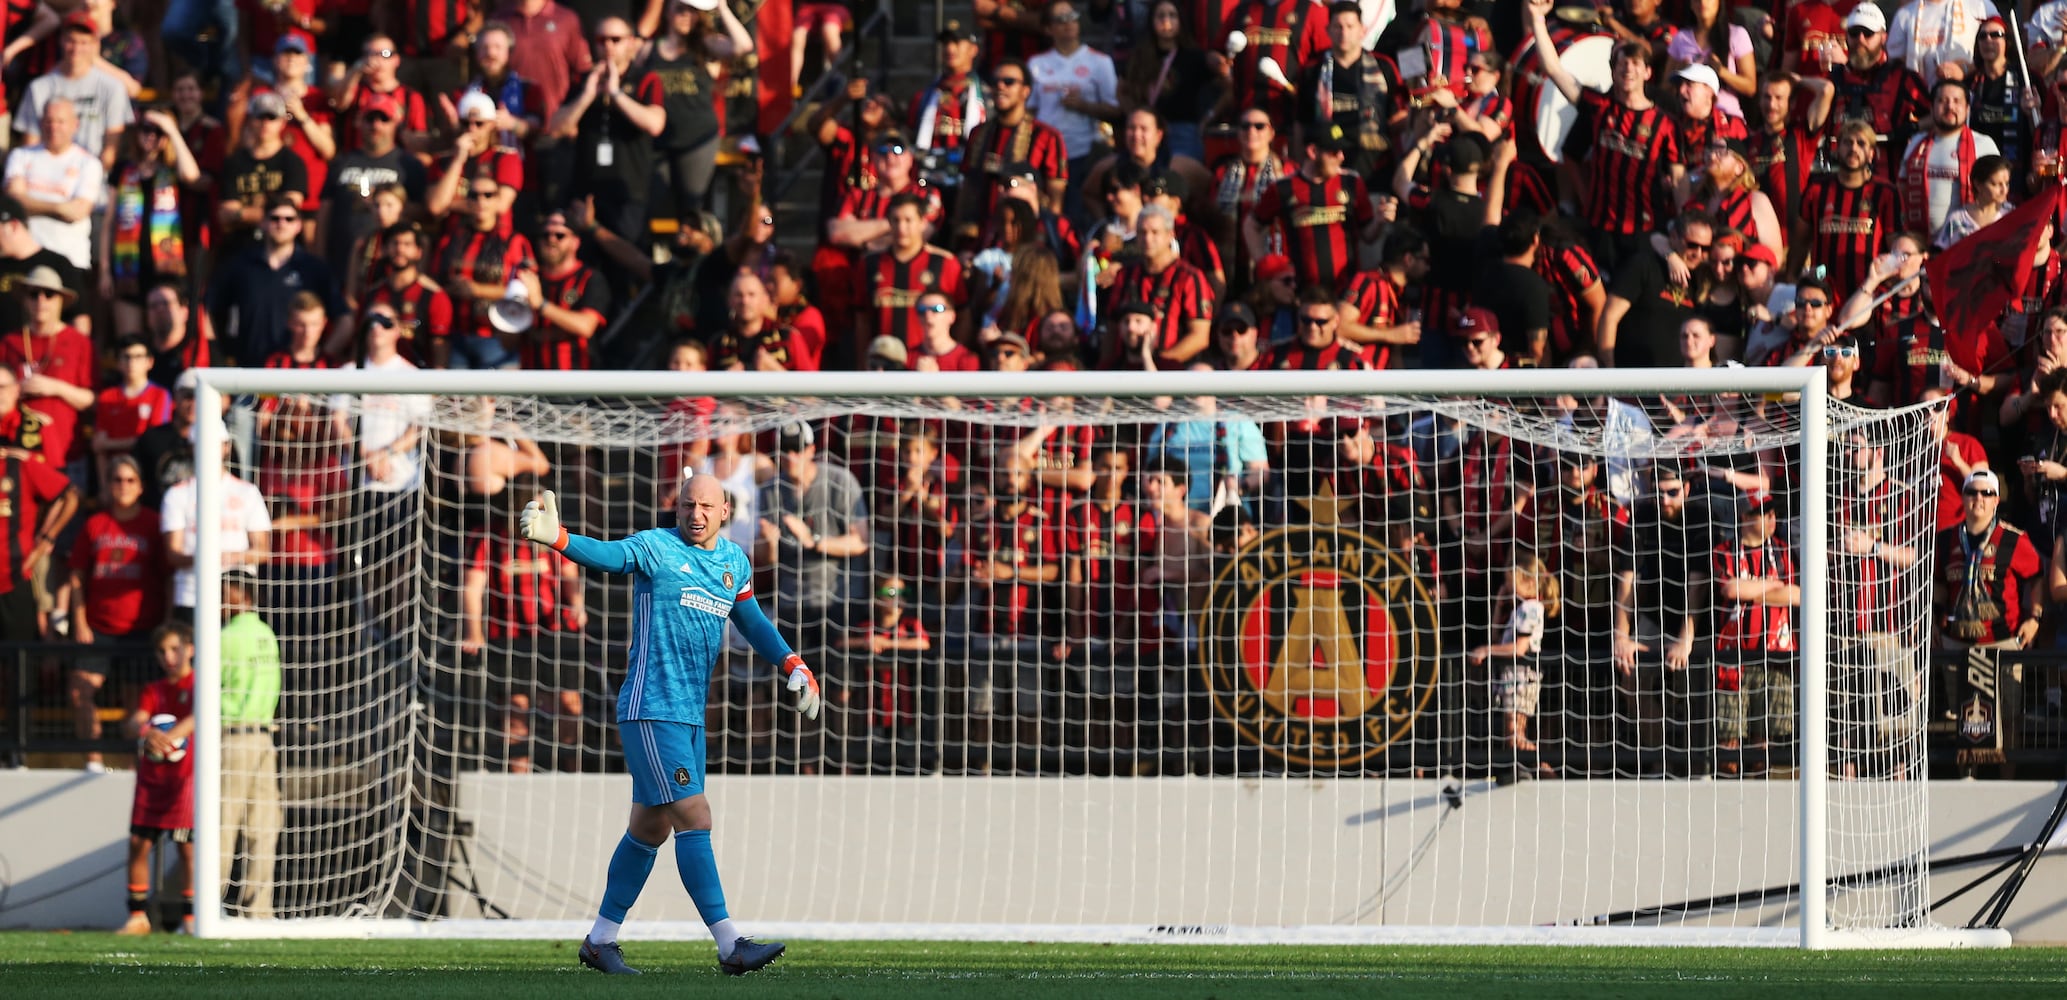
[215,386,1939,938]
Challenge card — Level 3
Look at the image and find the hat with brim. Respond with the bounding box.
[15,266,75,302]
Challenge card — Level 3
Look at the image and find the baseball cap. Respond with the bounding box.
[1454,306,1500,338]
[276,35,311,55]
[777,421,815,453]
[867,335,909,366]
[1741,243,1780,269]
[1144,170,1188,202]
[987,330,1032,354]
[457,90,499,122]
[1844,3,1886,33]
[248,92,288,119]
[1255,254,1296,283]
[358,90,404,121]
[1308,123,1352,154]
[1717,134,1750,164]
[1964,469,2002,494]
[938,19,981,44]
[1216,301,1259,332]
[682,0,720,10]
[1110,300,1157,323]
[61,10,96,33]
[1739,487,1779,517]
[1675,63,1720,94]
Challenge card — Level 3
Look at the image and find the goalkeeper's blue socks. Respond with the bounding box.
[590,832,661,944]
[675,829,738,958]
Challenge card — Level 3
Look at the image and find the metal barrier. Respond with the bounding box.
[2,639,157,765]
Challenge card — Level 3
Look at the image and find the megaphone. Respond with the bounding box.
[489,278,534,334]
[1258,56,1294,92]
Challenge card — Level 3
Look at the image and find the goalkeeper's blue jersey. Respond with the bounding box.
[612,528,756,724]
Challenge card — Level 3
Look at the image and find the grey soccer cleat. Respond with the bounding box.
[719,937,786,976]
[578,936,642,975]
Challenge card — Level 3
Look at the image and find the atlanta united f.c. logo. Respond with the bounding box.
[1202,516,1440,770]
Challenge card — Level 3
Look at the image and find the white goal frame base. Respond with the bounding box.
[199,918,2012,948]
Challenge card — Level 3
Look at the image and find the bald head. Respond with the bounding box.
[677,471,732,548]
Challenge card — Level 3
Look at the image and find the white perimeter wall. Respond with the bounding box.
[4,771,2064,942]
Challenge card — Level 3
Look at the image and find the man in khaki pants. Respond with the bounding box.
[218,570,283,919]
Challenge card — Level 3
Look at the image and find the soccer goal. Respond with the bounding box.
[184,366,2006,948]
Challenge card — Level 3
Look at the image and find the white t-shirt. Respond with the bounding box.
[2,144,102,269]
[2027,0,2067,49]
[162,473,273,608]
[1028,44,1117,159]
[1902,129,2001,235]
[327,355,433,494]
[1888,0,2000,85]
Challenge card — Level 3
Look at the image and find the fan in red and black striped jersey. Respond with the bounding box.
[1670,64,1749,167]
[858,193,966,358]
[361,223,450,366]
[818,135,941,359]
[428,95,526,226]
[1749,72,1833,229]
[1793,120,1900,301]
[430,171,535,360]
[810,79,899,215]
[1523,0,1684,271]
[1691,136,1784,256]
[522,211,612,371]
[710,271,813,373]
[1533,235,1606,360]
[1143,171,1225,293]
[1246,126,1375,295]
[954,59,1070,246]
[1098,205,1215,368]
[1253,287,1371,372]
[1337,230,1429,370]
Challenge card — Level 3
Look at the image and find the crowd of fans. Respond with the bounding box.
[4,0,2066,780]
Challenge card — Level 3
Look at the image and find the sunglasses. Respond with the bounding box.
[1465,337,1496,349]
[468,119,496,127]
[366,47,397,58]
[542,229,574,241]
[368,314,397,329]
[1300,314,1333,326]
[1048,11,1079,24]
[1240,121,1270,131]
[122,351,153,361]
[876,586,905,599]
[993,76,1026,87]
[1965,489,1999,497]
[599,34,632,43]
[918,303,951,315]
[875,143,908,156]
[1979,31,2007,39]
[1681,239,1711,252]
[253,111,284,121]
[26,289,64,300]
[467,189,499,200]
[759,214,775,227]
[1823,345,1859,359]
[1847,26,1878,37]
[267,213,301,223]
[1798,297,1830,308]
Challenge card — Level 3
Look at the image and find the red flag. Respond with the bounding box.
[1926,186,2062,343]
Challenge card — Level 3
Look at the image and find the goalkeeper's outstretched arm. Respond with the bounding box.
[731,592,822,720]
[520,490,637,574]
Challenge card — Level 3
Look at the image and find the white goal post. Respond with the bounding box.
[183,366,2008,949]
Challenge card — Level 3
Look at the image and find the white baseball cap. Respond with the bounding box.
[1674,63,1720,94]
[457,90,498,122]
[1964,469,2002,494]
[1844,3,1887,33]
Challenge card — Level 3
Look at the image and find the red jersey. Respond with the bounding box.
[525,264,611,370]
[860,245,965,351]
[881,462,961,584]
[398,0,472,57]
[363,275,453,363]
[440,148,527,206]
[1836,476,1916,636]
[1063,497,1146,639]
[907,73,982,158]
[1535,242,1604,357]
[957,115,1070,235]
[1751,122,1816,227]
[1870,308,2010,407]
[1831,57,1929,171]
[1712,536,1799,665]
[971,500,1060,637]
[1578,91,1681,236]
[68,509,165,636]
[1339,270,1407,368]
[132,672,196,830]
[1101,258,1216,366]
[0,406,58,465]
[1800,176,1900,301]
[1254,337,1372,371]
[1937,518,2043,644]
[1227,0,1329,120]
[468,530,581,638]
[432,227,536,339]
[1253,170,1374,293]
[1675,108,1750,167]
[0,326,94,463]
[94,384,174,442]
[710,320,814,372]
[338,82,430,151]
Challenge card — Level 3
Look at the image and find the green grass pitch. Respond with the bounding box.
[5,935,2067,999]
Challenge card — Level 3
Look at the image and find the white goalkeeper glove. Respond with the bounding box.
[520,490,567,549]
[784,656,821,720]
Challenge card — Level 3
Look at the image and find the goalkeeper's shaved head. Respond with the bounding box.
[677,472,732,548]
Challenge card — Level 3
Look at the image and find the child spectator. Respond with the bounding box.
[93,337,174,481]
[119,621,196,935]
[1472,555,1560,758]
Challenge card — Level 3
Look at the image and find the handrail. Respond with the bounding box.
[4,639,157,766]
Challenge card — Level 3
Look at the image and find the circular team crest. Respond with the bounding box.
[673,766,692,787]
[1201,503,1440,770]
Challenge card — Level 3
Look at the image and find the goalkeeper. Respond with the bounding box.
[518,474,821,977]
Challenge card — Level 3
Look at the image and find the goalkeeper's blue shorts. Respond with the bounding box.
[622,720,706,805]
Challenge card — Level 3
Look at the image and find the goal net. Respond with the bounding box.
[184,368,1993,947]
